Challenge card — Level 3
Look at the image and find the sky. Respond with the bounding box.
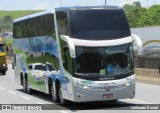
[0,0,160,10]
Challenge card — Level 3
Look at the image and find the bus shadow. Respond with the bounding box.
[16,88,142,110]
[58,101,142,110]
[16,88,53,102]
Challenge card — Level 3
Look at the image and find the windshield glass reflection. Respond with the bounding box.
[74,43,134,78]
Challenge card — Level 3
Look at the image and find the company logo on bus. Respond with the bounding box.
[99,77,114,81]
[105,87,110,91]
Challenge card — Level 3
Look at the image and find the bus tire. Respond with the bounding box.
[12,62,14,69]
[2,71,6,75]
[109,99,118,103]
[26,77,32,94]
[23,76,27,92]
[51,82,58,102]
[58,84,67,105]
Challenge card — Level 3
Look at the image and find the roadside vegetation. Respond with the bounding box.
[124,1,160,27]
[0,10,42,32]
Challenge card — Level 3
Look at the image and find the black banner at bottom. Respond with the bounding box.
[0,104,160,110]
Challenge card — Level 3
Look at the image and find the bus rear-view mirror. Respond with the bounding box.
[132,34,142,48]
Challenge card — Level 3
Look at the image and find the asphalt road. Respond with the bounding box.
[0,64,160,113]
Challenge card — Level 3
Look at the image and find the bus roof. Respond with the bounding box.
[13,9,55,23]
[55,5,121,11]
[14,5,121,23]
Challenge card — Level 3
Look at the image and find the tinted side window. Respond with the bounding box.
[13,14,55,39]
[45,14,55,36]
[60,39,74,75]
[56,11,69,35]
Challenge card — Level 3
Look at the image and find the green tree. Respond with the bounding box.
[139,5,160,26]
[124,1,160,27]
[133,1,141,7]
[123,1,146,27]
[4,16,12,22]
[0,15,13,31]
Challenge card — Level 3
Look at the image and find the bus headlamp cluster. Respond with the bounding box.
[124,80,135,87]
[76,83,92,90]
[82,86,91,90]
[124,82,131,87]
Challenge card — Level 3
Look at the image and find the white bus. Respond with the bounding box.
[13,6,142,104]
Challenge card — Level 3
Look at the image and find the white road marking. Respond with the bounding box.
[59,111,69,113]
[8,91,17,95]
[137,83,160,88]
[36,102,44,104]
[0,87,5,90]
[21,96,31,100]
[129,99,154,104]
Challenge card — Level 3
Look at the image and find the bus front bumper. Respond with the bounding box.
[73,83,135,102]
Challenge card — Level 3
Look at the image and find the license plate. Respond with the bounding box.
[103,94,113,98]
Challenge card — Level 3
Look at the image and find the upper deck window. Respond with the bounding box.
[69,9,131,40]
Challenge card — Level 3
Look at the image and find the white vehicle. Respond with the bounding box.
[28,63,46,81]
[13,6,142,104]
[4,32,12,38]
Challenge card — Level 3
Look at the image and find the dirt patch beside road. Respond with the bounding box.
[135,68,160,85]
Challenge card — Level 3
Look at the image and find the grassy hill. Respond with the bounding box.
[0,10,43,32]
[0,10,42,19]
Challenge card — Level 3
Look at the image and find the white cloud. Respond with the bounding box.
[33,3,50,10]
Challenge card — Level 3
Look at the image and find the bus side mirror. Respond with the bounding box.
[132,34,143,55]
[60,35,76,58]
[132,34,142,48]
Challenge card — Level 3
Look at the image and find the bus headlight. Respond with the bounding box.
[124,80,135,87]
[82,86,91,90]
[124,82,131,87]
[3,64,6,67]
[76,83,91,90]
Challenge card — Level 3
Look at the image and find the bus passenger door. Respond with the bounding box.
[62,47,74,100]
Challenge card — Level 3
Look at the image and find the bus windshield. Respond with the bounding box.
[69,9,131,40]
[74,43,134,80]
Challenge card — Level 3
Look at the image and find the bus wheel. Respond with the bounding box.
[27,78,32,94]
[58,85,67,105]
[109,99,118,103]
[2,71,6,75]
[51,83,58,102]
[23,77,27,92]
